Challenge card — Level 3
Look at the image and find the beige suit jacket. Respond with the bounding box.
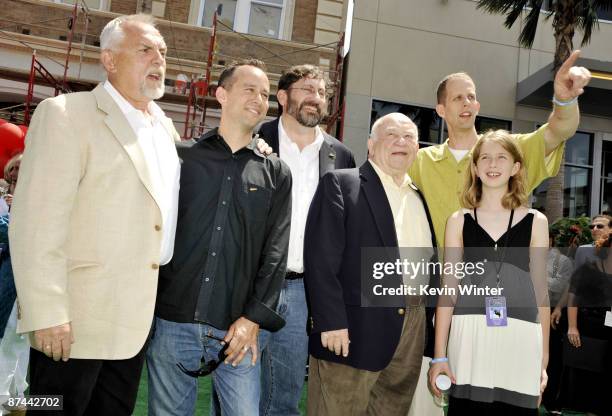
[9,84,180,359]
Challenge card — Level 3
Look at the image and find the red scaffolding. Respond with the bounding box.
[24,51,70,125]
[182,10,219,140]
[179,26,347,140]
[20,1,88,125]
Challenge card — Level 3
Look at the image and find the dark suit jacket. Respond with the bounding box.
[257,118,356,177]
[304,161,436,371]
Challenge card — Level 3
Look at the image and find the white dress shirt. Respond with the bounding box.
[104,81,180,265]
[278,117,324,273]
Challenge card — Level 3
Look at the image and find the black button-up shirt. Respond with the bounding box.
[155,128,292,331]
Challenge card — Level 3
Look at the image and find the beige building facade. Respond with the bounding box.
[342,0,612,218]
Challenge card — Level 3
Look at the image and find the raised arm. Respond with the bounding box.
[544,50,591,155]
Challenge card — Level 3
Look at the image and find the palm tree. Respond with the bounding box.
[476,0,612,221]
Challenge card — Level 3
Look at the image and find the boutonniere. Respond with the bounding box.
[329,152,336,160]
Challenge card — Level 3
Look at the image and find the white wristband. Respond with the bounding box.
[552,96,578,107]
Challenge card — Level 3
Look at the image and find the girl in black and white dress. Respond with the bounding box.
[429,130,550,415]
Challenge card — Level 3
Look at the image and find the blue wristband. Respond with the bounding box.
[430,357,449,364]
[552,96,578,107]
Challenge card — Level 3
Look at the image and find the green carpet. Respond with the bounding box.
[134,368,585,416]
[134,367,307,415]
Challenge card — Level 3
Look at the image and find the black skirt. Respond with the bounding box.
[447,396,538,416]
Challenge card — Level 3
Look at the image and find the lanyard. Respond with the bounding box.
[475,208,515,288]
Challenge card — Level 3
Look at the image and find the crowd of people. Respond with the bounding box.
[0,11,608,416]
[541,214,612,416]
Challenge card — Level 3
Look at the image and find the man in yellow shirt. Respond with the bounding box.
[406,50,591,416]
[409,50,592,247]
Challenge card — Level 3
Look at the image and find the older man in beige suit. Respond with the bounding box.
[9,14,180,415]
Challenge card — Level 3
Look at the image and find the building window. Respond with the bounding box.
[599,141,612,213]
[197,0,286,39]
[371,99,511,148]
[248,0,284,38]
[564,166,592,217]
[54,0,108,10]
[371,100,442,147]
[200,0,237,29]
[531,131,594,217]
[475,116,512,135]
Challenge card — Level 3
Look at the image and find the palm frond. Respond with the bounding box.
[476,0,519,14]
[505,1,533,29]
[477,0,606,50]
[519,1,544,47]
[477,0,531,28]
[578,1,600,45]
[477,1,547,31]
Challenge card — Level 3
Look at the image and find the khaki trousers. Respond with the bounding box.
[307,306,425,416]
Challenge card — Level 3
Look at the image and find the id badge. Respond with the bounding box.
[605,311,612,328]
[485,296,507,327]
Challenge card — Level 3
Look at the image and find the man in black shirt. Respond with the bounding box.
[146,59,292,415]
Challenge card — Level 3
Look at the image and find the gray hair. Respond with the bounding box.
[4,153,22,183]
[100,14,157,51]
[370,116,386,139]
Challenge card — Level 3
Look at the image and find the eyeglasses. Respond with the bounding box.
[176,333,227,378]
[287,86,327,98]
[589,224,606,230]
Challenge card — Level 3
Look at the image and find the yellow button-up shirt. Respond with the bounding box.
[409,124,564,247]
[370,161,433,248]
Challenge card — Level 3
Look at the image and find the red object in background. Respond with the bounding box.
[0,122,26,179]
[193,80,207,96]
[174,79,187,94]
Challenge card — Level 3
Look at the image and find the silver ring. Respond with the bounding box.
[243,346,249,352]
[44,344,51,349]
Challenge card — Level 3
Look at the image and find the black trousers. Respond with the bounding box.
[27,342,148,416]
[541,307,566,411]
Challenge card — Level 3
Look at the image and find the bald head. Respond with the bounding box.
[370,113,417,141]
[368,113,419,180]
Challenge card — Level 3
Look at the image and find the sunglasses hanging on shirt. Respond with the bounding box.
[176,333,228,377]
